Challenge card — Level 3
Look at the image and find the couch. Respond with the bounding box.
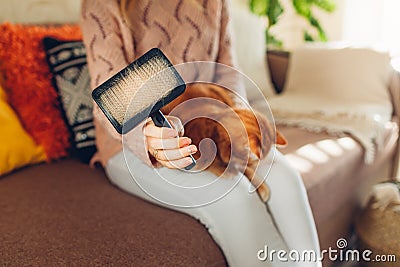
[267,50,400,255]
[1,51,399,267]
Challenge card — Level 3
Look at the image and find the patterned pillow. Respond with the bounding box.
[43,37,96,163]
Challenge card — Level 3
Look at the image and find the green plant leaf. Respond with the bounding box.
[313,0,336,12]
[267,0,284,27]
[292,0,333,42]
[309,16,328,41]
[266,31,283,49]
[250,0,268,16]
[292,0,312,17]
[248,0,335,47]
[304,31,315,42]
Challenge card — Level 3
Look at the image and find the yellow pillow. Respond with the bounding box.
[0,84,46,175]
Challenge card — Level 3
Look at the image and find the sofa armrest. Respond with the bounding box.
[388,69,400,178]
[389,69,400,118]
[267,50,290,94]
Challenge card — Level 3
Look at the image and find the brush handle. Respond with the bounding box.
[150,110,196,170]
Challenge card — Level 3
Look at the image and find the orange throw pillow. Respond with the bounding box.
[0,23,82,160]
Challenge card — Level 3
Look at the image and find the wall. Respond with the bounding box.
[0,0,81,23]
[0,0,346,45]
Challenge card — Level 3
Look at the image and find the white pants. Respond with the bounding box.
[106,150,321,267]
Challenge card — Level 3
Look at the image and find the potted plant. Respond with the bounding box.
[249,0,336,49]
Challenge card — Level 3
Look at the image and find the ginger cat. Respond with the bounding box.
[162,83,286,202]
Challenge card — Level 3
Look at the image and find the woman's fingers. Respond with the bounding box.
[151,145,197,161]
[143,123,179,139]
[143,116,196,169]
[147,136,192,150]
[143,115,184,137]
[157,156,196,169]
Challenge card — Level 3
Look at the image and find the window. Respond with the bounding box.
[342,0,400,70]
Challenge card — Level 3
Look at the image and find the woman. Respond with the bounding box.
[80,0,321,266]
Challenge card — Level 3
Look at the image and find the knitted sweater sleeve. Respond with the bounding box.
[214,0,248,104]
[80,0,152,167]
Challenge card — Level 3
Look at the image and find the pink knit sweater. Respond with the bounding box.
[80,0,245,166]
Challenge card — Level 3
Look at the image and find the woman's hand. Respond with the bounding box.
[143,116,197,169]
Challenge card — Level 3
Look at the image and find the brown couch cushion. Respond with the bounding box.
[0,159,226,266]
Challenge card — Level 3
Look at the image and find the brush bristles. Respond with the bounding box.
[98,56,180,125]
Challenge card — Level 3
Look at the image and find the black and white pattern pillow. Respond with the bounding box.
[43,37,96,163]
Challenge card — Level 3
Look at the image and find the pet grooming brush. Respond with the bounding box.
[92,48,196,170]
